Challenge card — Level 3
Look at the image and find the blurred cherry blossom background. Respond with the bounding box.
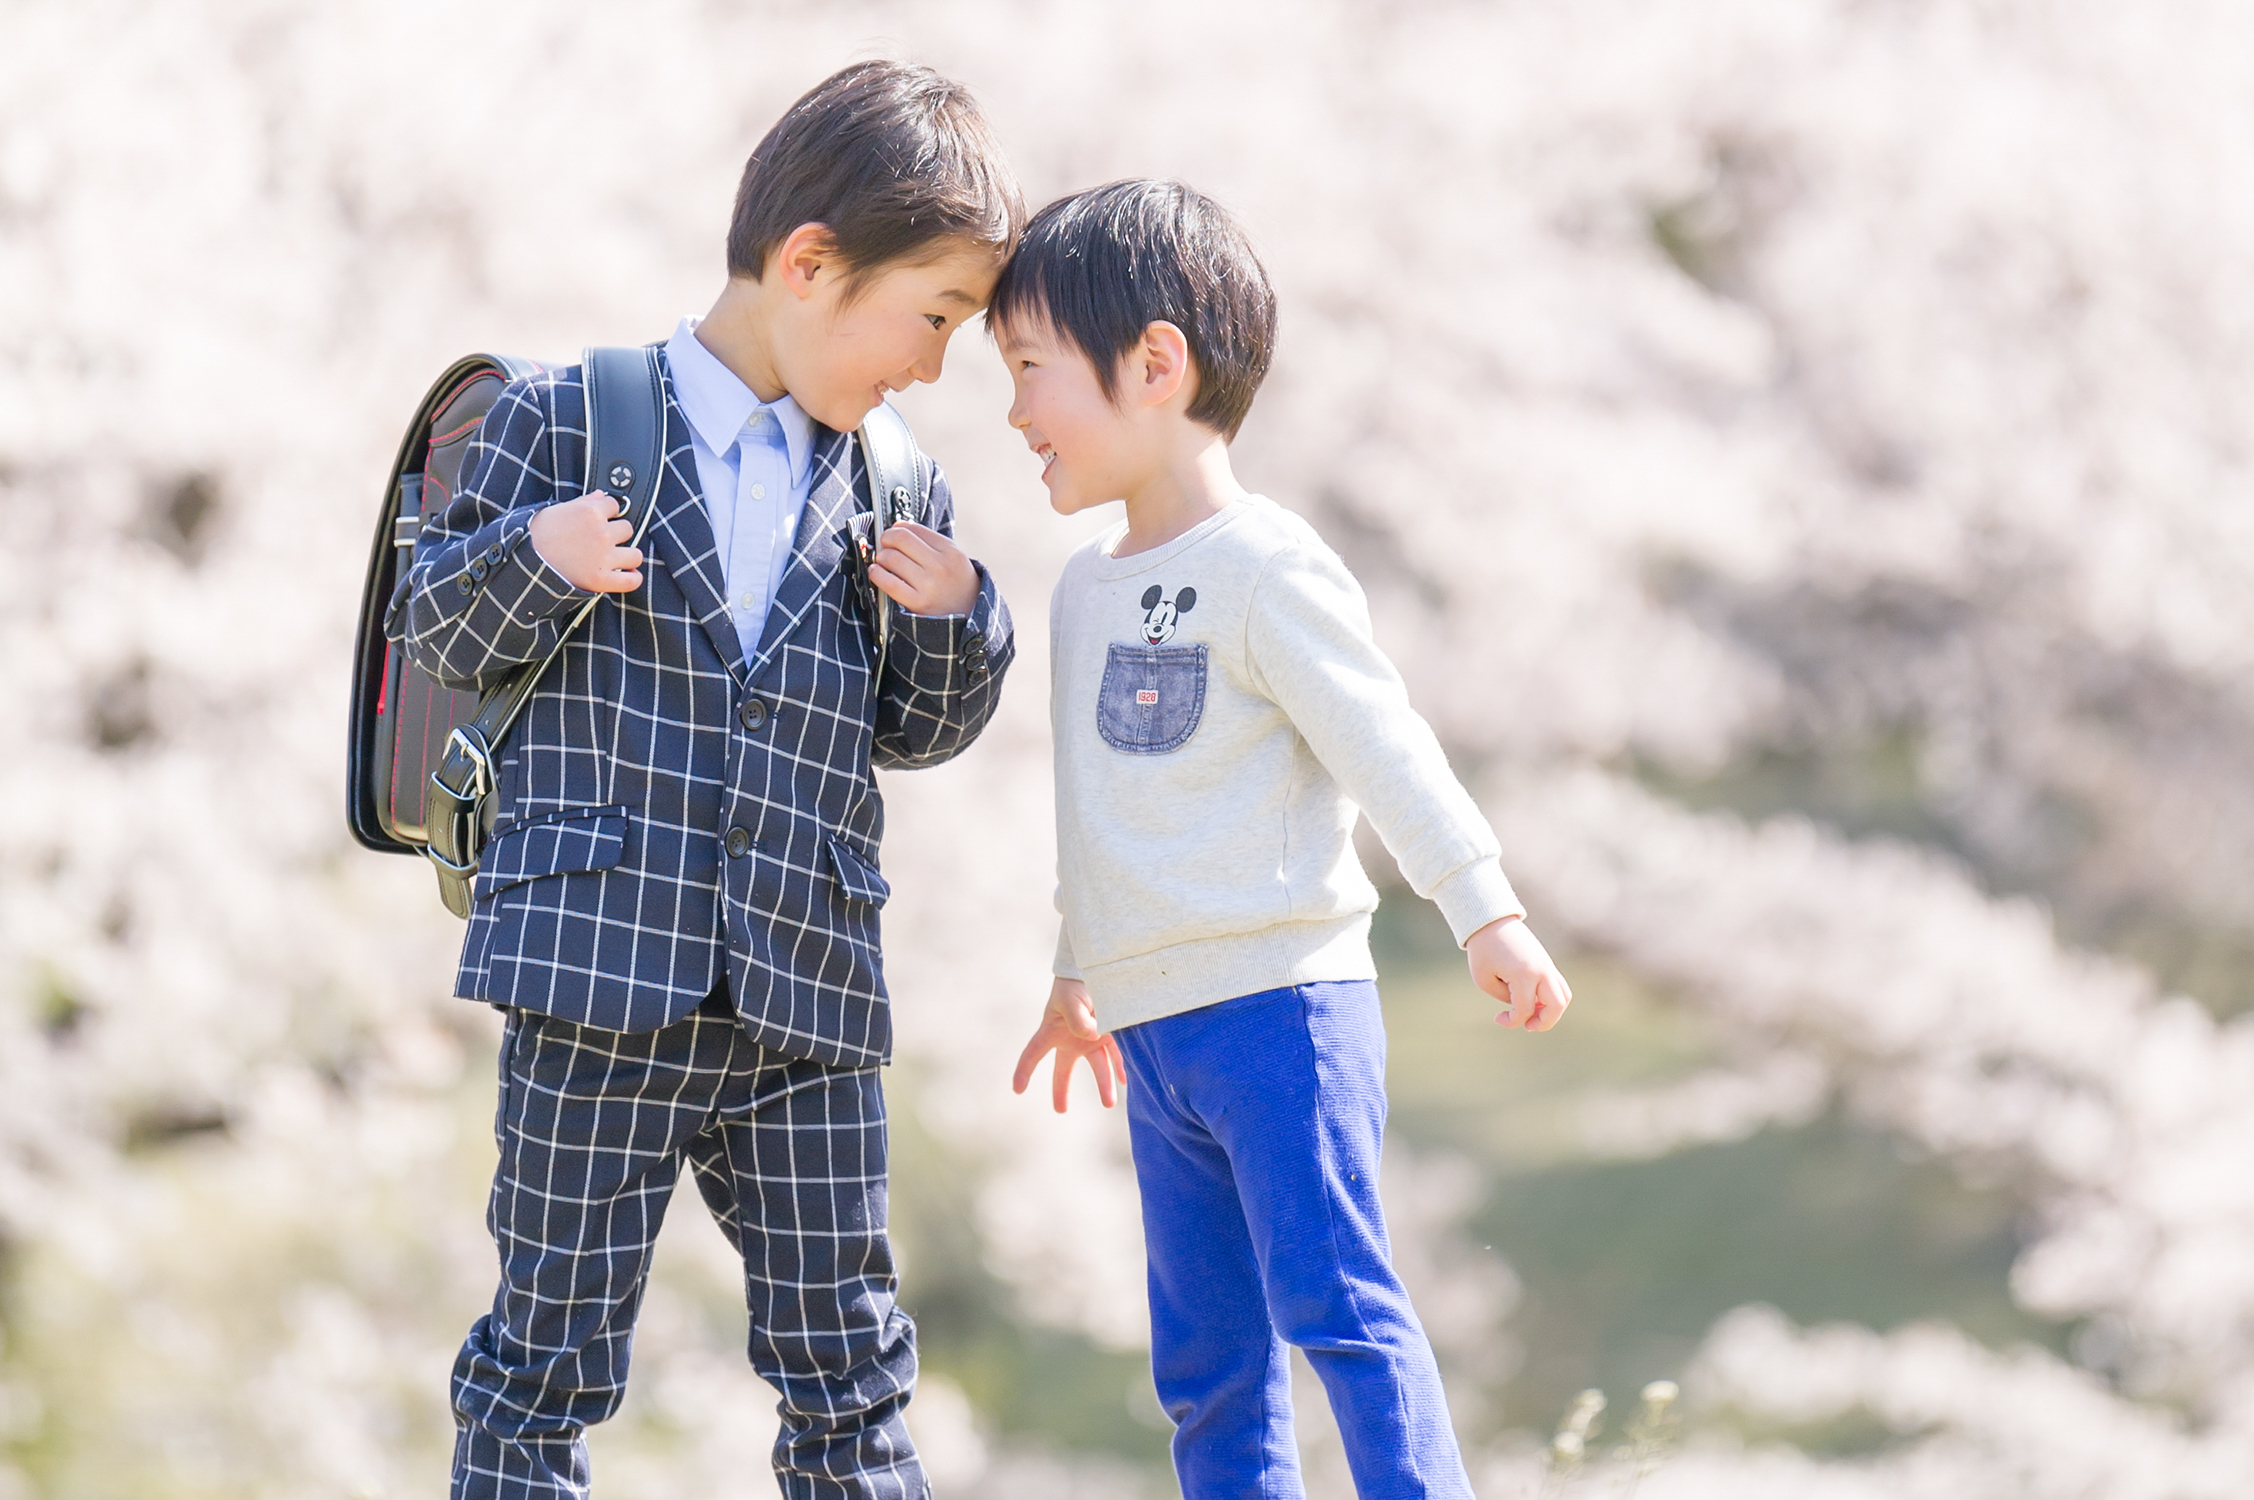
[5,1,2254,1495]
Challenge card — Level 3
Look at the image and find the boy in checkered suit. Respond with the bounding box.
[386,63,1023,1500]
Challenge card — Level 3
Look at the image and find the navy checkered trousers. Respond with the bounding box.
[386,347,1012,1500]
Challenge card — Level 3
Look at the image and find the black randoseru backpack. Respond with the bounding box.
[347,346,926,917]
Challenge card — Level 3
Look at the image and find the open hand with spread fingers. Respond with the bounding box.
[868,520,979,616]
[1013,977,1127,1113]
[1467,915,1573,1031]
[528,491,644,593]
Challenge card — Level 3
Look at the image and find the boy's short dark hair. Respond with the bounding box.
[990,179,1277,440]
[728,61,1024,289]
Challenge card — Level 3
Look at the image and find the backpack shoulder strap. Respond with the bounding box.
[582,344,666,524]
[852,399,933,671]
[462,344,663,740]
[423,345,664,914]
[857,398,929,531]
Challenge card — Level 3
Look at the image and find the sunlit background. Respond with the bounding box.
[6,2,2254,1495]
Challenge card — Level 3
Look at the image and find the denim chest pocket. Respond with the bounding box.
[1097,643,1209,754]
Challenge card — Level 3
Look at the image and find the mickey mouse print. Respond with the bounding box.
[1139,584,1197,644]
[1100,583,1209,754]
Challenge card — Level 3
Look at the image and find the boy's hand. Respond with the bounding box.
[868,521,978,616]
[1468,915,1573,1031]
[528,492,643,593]
[1012,977,1127,1113]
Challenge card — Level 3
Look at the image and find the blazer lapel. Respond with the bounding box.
[641,368,751,685]
[747,427,859,680]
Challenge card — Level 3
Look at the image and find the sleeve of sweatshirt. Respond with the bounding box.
[1053,913,1084,981]
[1244,537,1526,945]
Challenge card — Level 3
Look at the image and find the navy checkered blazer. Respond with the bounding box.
[384,348,1013,1067]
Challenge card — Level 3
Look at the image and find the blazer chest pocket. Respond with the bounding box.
[1097,643,1208,754]
[474,804,631,902]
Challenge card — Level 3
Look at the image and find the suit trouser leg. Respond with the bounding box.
[451,1003,734,1500]
[1118,982,1473,1500]
[455,996,927,1500]
[686,1052,925,1500]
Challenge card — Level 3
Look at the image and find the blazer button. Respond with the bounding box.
[738,698,769,732]
[725,827,752,858]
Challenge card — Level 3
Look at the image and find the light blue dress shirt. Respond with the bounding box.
[663,317,815,663]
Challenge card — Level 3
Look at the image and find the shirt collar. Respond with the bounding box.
[663,317,815,491]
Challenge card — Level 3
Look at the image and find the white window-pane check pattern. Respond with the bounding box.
[383,351,1013,1066]
[383,350,1009,1499]
[448,1000,924,1499]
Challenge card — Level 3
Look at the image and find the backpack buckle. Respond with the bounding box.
[440,724,493,800]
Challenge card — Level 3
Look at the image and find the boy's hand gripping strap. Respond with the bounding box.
[852,398,926,677]
[423,345,663,918]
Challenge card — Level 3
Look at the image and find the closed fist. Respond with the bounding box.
[1468,915,1573,1031]
[528,491,643,593]
[868,521,978,616]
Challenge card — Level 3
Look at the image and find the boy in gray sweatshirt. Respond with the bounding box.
[996,179,1573,1499]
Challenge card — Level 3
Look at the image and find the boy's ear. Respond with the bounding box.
[771,222,840,301]
[1132,320,1194,410]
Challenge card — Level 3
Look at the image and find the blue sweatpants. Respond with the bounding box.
[1114,981,1473,1500]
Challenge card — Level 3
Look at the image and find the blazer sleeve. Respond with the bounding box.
[872,461,1016,769]
[381,375,594,692]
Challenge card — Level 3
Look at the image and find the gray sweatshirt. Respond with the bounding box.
[1051,495,1523,1031]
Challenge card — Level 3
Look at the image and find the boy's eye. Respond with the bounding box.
[926,314,947,331]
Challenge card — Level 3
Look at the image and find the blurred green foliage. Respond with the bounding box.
[890,1105,1169,1465]
[869,894,2068,1481]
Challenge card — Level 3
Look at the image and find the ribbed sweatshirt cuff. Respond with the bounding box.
[1429,857,1526,946]
[1053,923,1084,982]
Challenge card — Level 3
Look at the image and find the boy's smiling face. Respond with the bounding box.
[995,316,1142,516]
[769,233,1004,432]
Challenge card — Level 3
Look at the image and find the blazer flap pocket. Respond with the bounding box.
[475,804,631,902]
[825,835,892,907]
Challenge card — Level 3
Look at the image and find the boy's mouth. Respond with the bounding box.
[1034,444,1057,474]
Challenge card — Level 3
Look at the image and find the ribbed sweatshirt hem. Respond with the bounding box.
[1084,914,1377,1032]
